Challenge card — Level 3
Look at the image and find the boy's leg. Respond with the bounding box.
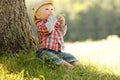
[70,60,80,66]
[61,61,73,69]
[58,51,80,65]
[38,50,73,69]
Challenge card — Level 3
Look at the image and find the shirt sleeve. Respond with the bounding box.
[36,21,49,34]
[60,24,67,36]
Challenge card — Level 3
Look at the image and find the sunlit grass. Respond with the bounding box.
[64,35,120,76]
[0,35,120,80]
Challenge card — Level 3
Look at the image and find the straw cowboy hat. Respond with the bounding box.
[26,0,54,26]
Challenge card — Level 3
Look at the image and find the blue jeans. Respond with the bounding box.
[36,49,77,65]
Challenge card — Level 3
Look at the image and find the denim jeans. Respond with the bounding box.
[36,49,77,65]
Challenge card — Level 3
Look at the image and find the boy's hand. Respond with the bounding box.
[58,15,65,26]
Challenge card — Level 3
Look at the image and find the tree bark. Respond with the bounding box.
[0,0,36,53]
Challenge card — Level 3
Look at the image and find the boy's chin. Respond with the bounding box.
[40,17,48,20]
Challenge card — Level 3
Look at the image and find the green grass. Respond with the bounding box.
[0,51,120,80]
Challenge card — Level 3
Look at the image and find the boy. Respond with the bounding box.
[27,0,80,69]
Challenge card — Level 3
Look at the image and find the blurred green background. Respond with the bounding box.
[54,0,120,41]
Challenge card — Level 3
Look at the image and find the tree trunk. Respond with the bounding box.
[0,0,36,53]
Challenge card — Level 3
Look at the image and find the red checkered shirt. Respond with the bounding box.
[36,20,65,51]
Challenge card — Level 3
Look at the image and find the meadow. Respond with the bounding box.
[0,35,120,80]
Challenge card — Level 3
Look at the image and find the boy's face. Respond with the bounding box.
[35,4,56,20]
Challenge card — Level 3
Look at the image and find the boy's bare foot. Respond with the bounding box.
[61,61,73,69]
[71,61,80,66]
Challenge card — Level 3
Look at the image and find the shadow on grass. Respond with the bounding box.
[0,51,120,80]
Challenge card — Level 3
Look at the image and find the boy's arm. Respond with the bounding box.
[57,15,67,36]
[61,24,67,36]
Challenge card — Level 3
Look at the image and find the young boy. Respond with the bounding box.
[27,0,80,69]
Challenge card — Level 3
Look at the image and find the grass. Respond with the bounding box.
[64,35,120,77]
[0,51,120,80]
[0,35,120,80]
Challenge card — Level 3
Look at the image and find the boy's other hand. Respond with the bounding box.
[58,15,65,26]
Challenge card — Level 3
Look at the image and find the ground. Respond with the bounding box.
[64,35,120,76]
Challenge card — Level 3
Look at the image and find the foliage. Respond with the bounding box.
[0,51,120,80]
[54,0,120,41]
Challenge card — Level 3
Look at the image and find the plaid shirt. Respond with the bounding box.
[36,20,65,51]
